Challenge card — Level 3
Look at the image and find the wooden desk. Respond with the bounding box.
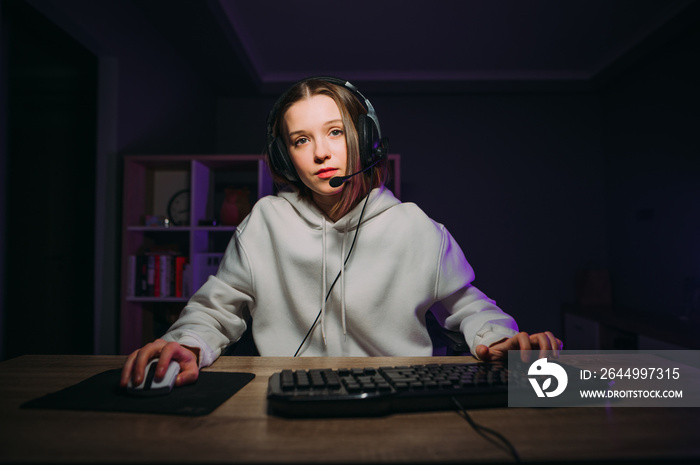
[1,355,699,464]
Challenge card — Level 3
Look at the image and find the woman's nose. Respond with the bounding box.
[314,140,331,163]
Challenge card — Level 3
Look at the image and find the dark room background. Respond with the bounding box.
[0,0,698,358]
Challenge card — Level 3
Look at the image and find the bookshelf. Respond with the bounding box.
[120,155,273,353]
[119,154,401,354]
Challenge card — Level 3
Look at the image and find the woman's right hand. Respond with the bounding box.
[120,339,200,389]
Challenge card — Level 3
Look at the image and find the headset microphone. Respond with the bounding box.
[329,156,383,188]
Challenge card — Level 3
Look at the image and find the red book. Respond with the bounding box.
[175,256,188,298]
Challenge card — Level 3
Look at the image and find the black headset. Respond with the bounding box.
[266,76,388,183]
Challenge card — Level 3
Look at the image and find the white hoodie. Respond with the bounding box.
[163,187,519,367]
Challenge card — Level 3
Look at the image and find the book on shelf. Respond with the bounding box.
[127,252,190,299]
[175,256,187,297]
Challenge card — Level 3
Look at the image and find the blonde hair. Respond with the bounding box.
[267,78,388,219]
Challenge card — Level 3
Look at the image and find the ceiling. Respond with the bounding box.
[136,0,700,96]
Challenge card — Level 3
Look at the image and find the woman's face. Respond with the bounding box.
[284,94,348,209]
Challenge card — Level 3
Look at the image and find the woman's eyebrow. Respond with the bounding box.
[287,119,344,139]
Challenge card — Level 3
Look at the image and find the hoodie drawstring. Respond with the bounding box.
[321,217,328,345]
[340,221,348,336]
[320,217,350,346]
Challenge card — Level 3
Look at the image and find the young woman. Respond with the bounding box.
[121,77,562,389]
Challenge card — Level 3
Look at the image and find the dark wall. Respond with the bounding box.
[602,23,700,319]
[114,41,217,155]
[42,0,220,155]
[378,92,608,333]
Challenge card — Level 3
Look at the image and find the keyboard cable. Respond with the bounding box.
[451,396,522,463]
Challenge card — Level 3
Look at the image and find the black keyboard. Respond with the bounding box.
[267,362,513,417]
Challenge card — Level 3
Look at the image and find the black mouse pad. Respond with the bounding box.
[21,369,255,416]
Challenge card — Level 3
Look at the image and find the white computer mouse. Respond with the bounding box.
[126,358,180,396]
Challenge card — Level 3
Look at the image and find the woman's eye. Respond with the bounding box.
[330,129,344,137]
[293,137,308,147]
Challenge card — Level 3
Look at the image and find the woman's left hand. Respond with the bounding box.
[475,331,562,362]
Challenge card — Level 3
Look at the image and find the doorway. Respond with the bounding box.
[3,0,97,358]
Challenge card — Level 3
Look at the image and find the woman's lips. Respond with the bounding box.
[316,168,338,179]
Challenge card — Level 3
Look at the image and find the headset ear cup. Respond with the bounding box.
[357,114,378,167]
[269,137,299,182]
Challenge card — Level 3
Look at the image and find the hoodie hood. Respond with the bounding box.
[277,186,401,232]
